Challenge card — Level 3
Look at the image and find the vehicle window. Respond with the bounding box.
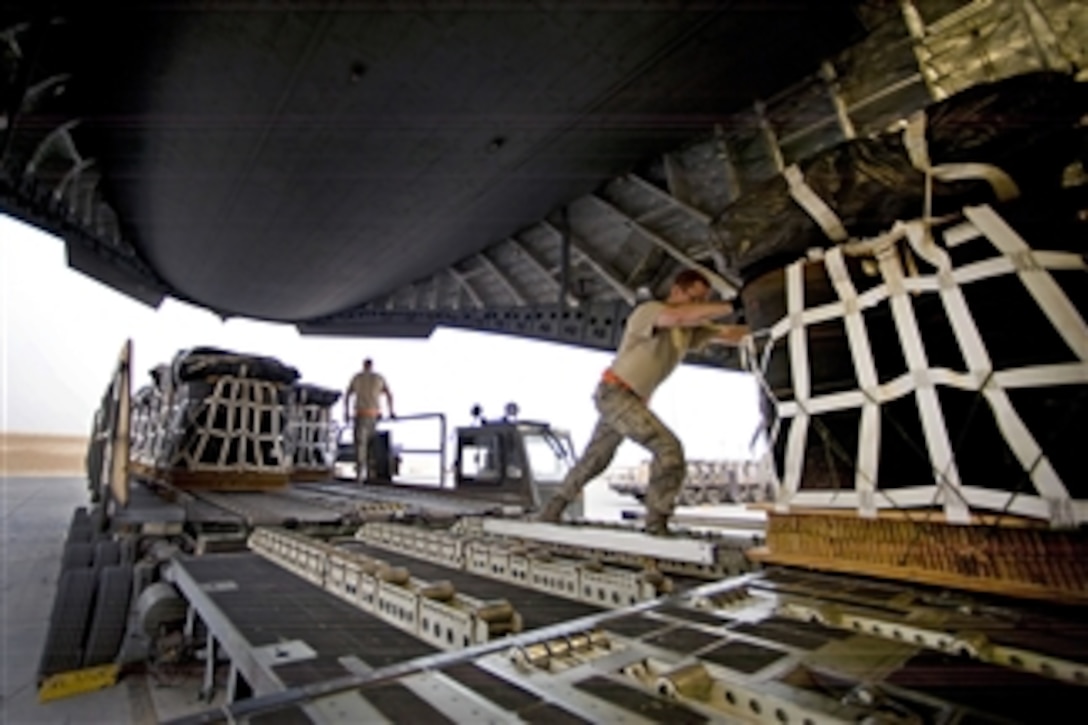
[460,439,501,481]
[522,431,572,483]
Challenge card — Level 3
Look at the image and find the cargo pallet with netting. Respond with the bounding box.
[112,347,341,491]
[729,73,1087,603]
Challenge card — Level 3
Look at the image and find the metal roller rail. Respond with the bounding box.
[249,528,523,650]
[351,518,760,604]
[355,522,673,610]
[753,568,1088,688]
[339,539,603,631]
[458,517,763,579]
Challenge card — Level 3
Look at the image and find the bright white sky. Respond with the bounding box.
[0,214,765,466]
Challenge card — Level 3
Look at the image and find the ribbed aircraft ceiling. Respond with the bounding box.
[0,0,864,328]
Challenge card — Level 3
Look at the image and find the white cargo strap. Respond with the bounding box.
[876,230,970,523]
[780,260,811,507]
[903,111,1020,202]
[996,363,1088,388]
[903,221,1071,507]
[825,247,880,517]
[784,164,849,243]
[965,205,1088,362]
[841,222,906,259]
[932,162,1020,201]
[755,204,1083,524]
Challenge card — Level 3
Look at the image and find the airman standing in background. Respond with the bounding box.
[344,358,395,482]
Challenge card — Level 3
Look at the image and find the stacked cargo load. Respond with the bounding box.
[286,383,341,481]
[715,71,1088,603]
[129,347,300,490]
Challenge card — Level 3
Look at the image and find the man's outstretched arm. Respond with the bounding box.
[655,300,734,328]
[690,323,751,350]
[708,324,750,345]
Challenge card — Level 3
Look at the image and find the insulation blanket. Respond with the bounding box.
[170,346,300,385]
[712,71,1087,282]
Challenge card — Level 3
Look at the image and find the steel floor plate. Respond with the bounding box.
[174,554,436,688]
[730,616,853,650]
[884,650,1088,722]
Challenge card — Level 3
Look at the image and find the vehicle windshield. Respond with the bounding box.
[520,428,574,483]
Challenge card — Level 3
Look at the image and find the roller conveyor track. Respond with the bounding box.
[338,540,602,630]
[347,530,712,602]
[754,567,1088,665]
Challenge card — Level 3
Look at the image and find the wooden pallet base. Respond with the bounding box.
[748,504,1048,527]
[129,462,287,491]
[289,468,335,482]
[751,512,1088,606]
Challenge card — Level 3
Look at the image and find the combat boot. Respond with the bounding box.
[537,494,570,523]
[644,512,671,537]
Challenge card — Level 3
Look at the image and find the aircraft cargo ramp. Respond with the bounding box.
[16,473,1088,724]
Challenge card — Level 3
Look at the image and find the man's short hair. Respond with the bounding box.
[673,269,710,290]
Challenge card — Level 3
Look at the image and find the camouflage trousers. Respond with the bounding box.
[557,382,686,518]
[353,415,378,481]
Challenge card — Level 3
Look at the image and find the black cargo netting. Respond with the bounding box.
[713,71,1087,283]
[170,346,300,385]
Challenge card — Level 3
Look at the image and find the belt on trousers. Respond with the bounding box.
[356,408,381,417]
[601,369,643,401]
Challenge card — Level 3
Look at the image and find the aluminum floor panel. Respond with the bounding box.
[195,492,345,526]
[303,481,504,516]
[339,541,601,630]
[981,620,1088,665]
[573,674,708,724]
[643,625,724,655]
[600,613,673,639]
[885,650,1087,722]
[181,497,246,526]
[730,616,854,650]
[249,705,311,724]
[440,662,543,711]
[174,554,436,688]
[112,482,187,525]
[360,681,456,724]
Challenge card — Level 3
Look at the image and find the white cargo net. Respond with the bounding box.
[747,204,1087,527]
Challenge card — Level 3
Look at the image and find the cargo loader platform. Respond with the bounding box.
[162,526,1088,725]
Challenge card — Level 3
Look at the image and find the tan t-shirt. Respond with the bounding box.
[348,371,387,415]
[608,301,717,400]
